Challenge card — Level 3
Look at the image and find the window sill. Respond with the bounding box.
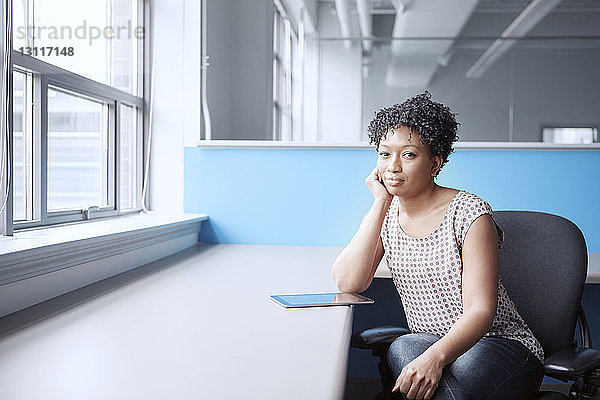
[0,212,208,286]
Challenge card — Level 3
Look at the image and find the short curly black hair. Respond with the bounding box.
[367,91,459,174]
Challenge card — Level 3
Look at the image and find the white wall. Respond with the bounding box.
[183,0,202,147]
[148,0,191,212]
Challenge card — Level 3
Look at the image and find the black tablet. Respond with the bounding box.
[270,292,374,308]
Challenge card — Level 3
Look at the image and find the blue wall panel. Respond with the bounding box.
[185,147,600,250]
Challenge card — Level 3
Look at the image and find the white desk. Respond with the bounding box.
[0,244,351,400]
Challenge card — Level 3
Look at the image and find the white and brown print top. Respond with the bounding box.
[380,190,545,364]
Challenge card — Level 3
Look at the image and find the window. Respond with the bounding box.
[3,0,144,233]
[13,0,141,95]
[47,87,109,212]
[199,0,600,146]
[542,127,598,145]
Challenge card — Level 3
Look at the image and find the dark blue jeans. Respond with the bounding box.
[386,332,544,400]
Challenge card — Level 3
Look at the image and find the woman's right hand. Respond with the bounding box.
[365,167,393,204]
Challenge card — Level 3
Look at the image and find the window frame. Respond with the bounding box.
[4,0,145,233]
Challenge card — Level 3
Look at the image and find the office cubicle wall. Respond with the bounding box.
[185,147,600,251]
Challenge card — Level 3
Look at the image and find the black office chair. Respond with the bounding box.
[351,211,600,400]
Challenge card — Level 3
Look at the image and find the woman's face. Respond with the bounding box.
[377,126,442,196]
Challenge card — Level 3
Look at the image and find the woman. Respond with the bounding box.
[332,92,544,400]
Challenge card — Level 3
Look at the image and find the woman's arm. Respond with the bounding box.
[332,200,390,293]
[420,213,499,365]
[393,214,499,398]
[332,167,393,293]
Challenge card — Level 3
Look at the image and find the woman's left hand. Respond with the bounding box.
[392,351,445,400]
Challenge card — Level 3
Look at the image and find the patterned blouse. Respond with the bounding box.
[380,190,545,364]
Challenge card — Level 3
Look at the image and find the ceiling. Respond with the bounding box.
[318,0,600,37]
[311,0,600,86]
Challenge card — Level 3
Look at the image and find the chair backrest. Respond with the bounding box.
[493,211,588,358]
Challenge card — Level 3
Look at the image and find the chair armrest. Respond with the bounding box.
[544,347,600,381]
[351,325,410,349]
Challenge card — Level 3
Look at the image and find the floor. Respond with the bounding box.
[344,378,383,400]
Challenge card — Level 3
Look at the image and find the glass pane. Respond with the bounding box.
[119,104,137,210]
[511,39,600,142]
[206,0,275,140]
[12,71,33,221]
[47,88,108,212]
[303,0,600,144]
[314,37,600,143]
[24,0,140,94]
[111,0,140,94]
[12,0,28,50]
[359,37,512,143]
